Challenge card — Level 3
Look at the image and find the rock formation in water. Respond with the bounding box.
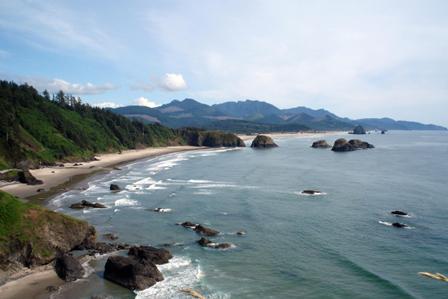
[109,184,121,191]
[128,246,173,265]
[69,200,107,209]
[391,222,408,228]
[391,210,408,216]
[54,254,85,282]
[331,138,374,152]
[197,237,232,249]
[352,125,366,134]
[250,135,278,148]
[311,140,331,148]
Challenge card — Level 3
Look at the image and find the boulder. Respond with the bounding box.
[391,210,408,216]
[250,135,278,148]
[194,224,219,236]
[392,222,407,228]
[110,184,121,191]
[54,254,85,282]
[103,255,163,290]
[179,221,197,228]
[331,138,374,152]
[311,140,331,148]
[128,246,172,265]
[17,169,43,185]
[69,200,106,209]
[352,125,366,134]
[197,237,232,249]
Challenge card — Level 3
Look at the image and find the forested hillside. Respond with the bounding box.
[0,81,243,170]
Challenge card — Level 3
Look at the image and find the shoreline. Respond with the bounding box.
[0,146,202,201]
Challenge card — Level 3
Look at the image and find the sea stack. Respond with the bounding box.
[352,125,366,134]
[311,140,331,148]
[331,138,374,152]
[251,135,278,148]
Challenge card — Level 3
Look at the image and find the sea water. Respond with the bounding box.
[49,131,448,299]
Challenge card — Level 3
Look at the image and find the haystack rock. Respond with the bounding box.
[352,125,366,134]
[251,135,278,148]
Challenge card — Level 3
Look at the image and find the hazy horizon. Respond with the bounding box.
[1,0,447,126]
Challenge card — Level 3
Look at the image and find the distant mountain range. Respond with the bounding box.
[112,99,447,133]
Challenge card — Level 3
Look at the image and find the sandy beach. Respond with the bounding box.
[0,146,200,200]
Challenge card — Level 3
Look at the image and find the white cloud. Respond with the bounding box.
[93,102,122,109]
[134,96,159,108]
[160,73,187,91]
[32,78,116,95]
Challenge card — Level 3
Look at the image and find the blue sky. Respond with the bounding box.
[0,0,447,126]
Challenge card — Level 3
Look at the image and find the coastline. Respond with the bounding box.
[0,146,202,200]
[238,130,346,142]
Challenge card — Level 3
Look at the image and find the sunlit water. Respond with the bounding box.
[49,131,448,299]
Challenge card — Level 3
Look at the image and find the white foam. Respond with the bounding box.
[135,256,203,299]
[379,221,392,226]
[114,198,139,207]
[153,208,172,213]
[193,190,215,195]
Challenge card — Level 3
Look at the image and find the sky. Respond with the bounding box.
[0,0,447,126]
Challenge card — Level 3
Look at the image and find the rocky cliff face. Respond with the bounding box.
[0,191,96,269]
[250,135,278,148]
[179,128,245,147]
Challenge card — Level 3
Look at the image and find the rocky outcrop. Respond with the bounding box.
[54,254,85,282]
[250,135,278,148]
[197,237,232,249]
[179,222,219,236]
[0,191,96,268]
[128,246,172,265]
[179,128,245,147]
[391,210,408,216]
[352,125,366,134]
[311,140,331,148]
[69,200,107,209]
[110,184,121,191]
[331,138,374,152]
[103,255,164,290]
[0,169,43,185]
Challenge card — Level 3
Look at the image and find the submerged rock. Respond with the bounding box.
[391,210,408,216]
[352,125,366,134]
[104,255,163,290]
[331,138,374,152]
[179,221,197,228]
[110,184,121,191]
[54,254,85,282]
[392,222,408,228]
[311,140,331,149]
[69,200,106,209]
[197,237,232,249]
[128,246,172,265]
[250,135,278,148]
[236,230,246,236]
[194,224,219,236]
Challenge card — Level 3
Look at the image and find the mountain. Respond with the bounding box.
[113,98,446,133]
[0,81,243,170]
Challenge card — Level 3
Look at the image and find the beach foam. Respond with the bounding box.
[114,198,139,206]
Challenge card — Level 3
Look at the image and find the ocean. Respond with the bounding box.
[48,131,448,299]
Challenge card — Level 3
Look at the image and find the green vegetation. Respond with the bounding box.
[0,190,92,266]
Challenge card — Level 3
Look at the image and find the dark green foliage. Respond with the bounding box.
[0,81,179,168]
[178,128,245,147]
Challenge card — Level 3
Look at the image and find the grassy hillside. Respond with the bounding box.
[0,190,94,267]
[0,81,178,169]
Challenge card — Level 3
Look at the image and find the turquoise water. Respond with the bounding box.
[49,131,448,299]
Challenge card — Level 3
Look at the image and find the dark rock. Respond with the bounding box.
[46,285,59,293]
[128,246,172,265]
[113,167,121,171]
[391,210,408,216]
[301,190,321,195]
[331,138,374,152]
[103,233,119,241]
[179,221,197,228]
[381,130,387,134]
[352,125,366,134]
[197,237,232,249]
[392,222,408,228]
[58,164,64,167]
[54,254,85,282]
[103,255,163,290]
[110,184,121,191]
[194,224,219,236]
[93,242,117,254]
[250,135,278,148]
[311,140,331,148]
[17,169,43,185]
[69,200,106,209]
[236,230,246,236]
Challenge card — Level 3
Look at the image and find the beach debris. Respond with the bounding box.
[197,237,232,249]
[69,200,107,209]
[180,288,206,299]
[418,272,448,282]
[311,140,331,148]
[110,183,121,191]
[391,210,408,216]
[54,254,85,282]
